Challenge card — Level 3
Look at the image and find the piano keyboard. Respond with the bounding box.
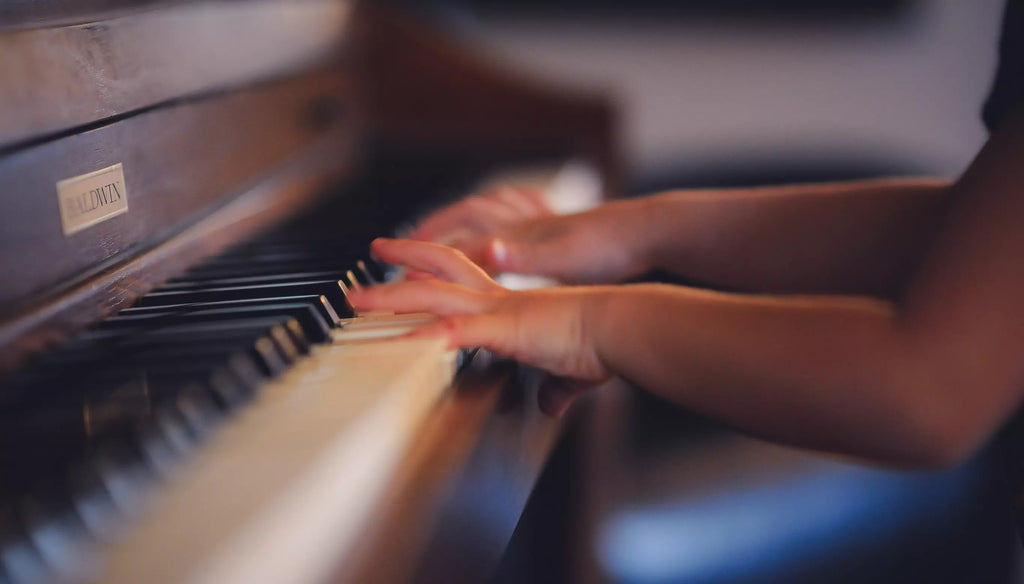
[0,216,460,584]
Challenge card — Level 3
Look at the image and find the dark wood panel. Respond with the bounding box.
[0,126,356,375]
[0,0,171,29]
[334,361,565,584]
[0,69,354,317]
[351,4,622,198]
[0,0,351,149]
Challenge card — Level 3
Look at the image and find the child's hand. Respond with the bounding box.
[408,186,553,245]
[350,238,614,415]
[408,188,654,284]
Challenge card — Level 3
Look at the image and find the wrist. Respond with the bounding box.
[580,286,628,378]
[605,197,661,277]
[635,190,708,276]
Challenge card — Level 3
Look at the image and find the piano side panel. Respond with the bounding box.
[0,73,359,374]
[0,70,354,316]
[0,0,176,29]
[0,0,352,149]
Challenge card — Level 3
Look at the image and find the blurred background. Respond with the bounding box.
[382,1,1023,583]
[396,0,1000,188]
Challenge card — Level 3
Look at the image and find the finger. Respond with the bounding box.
[409,196,519,243]
[404,270,436,281]
[408,202,478,242]
[436,232,491,270]
[348,279,491,316]
[486,186,551,219]
[458,196,522,233]
[404,313,511,353]
[370,238,497,290]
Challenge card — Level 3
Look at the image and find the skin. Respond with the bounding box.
[351,106,1024,470]
[409,178,953,296]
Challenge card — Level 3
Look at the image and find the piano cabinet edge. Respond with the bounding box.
[334,362,569,584]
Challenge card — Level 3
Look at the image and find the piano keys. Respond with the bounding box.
[0,1,617,582]
[0,201,458,584]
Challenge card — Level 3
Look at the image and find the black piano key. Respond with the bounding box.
[117,294,342,327]
[251,334,289,377]
[78,319,304,372]
[3,330,282,407]
[355,260,380,285]
[205,365,253,411]
[173,384,223,439]
[270,319,307,360]
[159,271,348,290]
[152,406,198,462]
[101,303,331,344]
[133,280,354,317]
[178,261,359,280]
[135,422,185,479]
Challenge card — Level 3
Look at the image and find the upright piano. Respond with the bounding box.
[0,2,617,582]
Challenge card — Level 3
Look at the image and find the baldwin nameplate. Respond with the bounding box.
[57,163,128,236]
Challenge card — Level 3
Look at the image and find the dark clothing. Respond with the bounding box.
[985,0,1024,131]
[988,0,1024,542]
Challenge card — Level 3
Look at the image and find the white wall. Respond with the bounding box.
[471,0,1005,180]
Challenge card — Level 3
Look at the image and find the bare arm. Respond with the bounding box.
[593,107,1024,463]
[415,177,953,297]
[590,111,1024,466]
[353,109,1024,469]
[636,177,953,296]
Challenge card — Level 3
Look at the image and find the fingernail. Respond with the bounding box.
[490,239,508,266]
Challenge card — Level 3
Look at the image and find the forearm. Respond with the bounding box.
[630,178,953,296]
[588,284,966,466]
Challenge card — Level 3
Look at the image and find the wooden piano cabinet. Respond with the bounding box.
[0,2,620,583]
[332,362,564,584]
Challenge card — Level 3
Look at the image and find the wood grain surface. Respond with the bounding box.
[0,0,351,149]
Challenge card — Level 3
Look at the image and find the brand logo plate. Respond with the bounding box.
[57,163,128,236]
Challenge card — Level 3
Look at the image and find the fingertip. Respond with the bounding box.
[488,238,509,268]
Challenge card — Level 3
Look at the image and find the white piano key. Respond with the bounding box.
[94,337,457,584]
